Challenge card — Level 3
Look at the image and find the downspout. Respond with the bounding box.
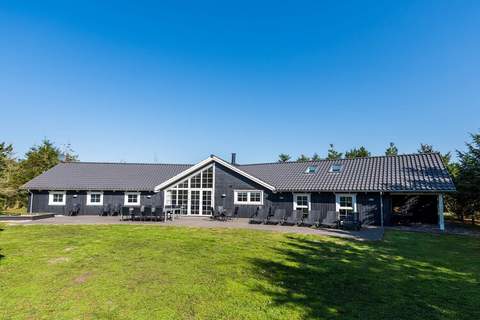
[29,190,34,214]
[380,192,384,228]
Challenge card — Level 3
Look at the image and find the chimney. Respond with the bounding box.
[231,153,237,165]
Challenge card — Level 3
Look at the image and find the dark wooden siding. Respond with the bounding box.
[29,190,162,215]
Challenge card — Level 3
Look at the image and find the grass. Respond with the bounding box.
[0,225,479,320]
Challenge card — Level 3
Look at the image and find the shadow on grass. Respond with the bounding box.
[249,235,477,319]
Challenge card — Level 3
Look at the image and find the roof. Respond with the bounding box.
[22,162,193,191]
[239,153,455,192]
[22,153,455,193]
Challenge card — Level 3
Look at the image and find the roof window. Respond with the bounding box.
[330,164,343,173]
[305,165,318,174]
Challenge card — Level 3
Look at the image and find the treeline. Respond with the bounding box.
[278,142,450,163]
[278,132,480,224]
[0,139,78,209]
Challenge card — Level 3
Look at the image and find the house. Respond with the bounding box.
[21,153,455,229]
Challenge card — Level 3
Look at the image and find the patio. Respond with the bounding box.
[7,215,384,241]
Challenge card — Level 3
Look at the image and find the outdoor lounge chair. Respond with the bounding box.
[265,208,286,224]
[151,206,165,222]
[249,207,269,224]
[320,211,339,228]
[224,206,239,220]
[68,203,80,216]
[140,206,152,221]
[112,204,121,216]
[339,212,361,230]
[301,210,322,227]
[214,206,227,221]
[100,204,111,216]
[282,210,304,225]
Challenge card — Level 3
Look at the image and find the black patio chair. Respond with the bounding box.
[266,208,286,224]
[112,204,121,216]
[224,207,239,220]
[249,207,269,224]
[129,207,138,221]
[340,212,362,230]
[68,203,81,216]
[301,210,322,227]
[282,210,304,225]
[215,206,227,221]
[141,206,152,221]
[320,211,339,228]
[100,204,111,216]
[120,206,129,220]
[151,206,165,222]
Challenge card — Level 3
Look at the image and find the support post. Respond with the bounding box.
[438,193,445,231]
[380,192,384,227]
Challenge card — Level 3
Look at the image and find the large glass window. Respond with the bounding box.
[165,165,214,215]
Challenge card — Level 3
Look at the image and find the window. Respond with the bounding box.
[234,190,263,205]
[164,165,214,215]
[293,193,310,213]
[87,191,103,206]
[49,191,66,205]
[335,194,356,218]
[305,165,318,174]
[330,164,343,173]
[124,192,141,206]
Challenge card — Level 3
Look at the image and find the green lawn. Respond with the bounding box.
[0,225,479,320]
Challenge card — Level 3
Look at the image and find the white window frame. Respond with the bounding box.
[305,165,318,174]
[87,191,104,206]
[124,192,141,206]
[234,190,264,205]
[293,193,311,211]
[48,191,66,206]
[335,193,357,212]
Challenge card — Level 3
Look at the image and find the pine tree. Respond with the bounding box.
[385,142,398,156]
[345,146,371,159]
[327,144,342,160]
[278,153,291,162]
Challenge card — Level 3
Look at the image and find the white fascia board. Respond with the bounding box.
[154,156,276,192]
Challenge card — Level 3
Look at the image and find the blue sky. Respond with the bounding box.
[0,1,479,164]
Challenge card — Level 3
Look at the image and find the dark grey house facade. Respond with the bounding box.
[22,153,455,229]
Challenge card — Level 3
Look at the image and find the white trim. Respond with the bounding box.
[154,156,275,192]
[163,164,214,215]
[124,192,141,206]
[335,193,357,212]
[234,190,264,205]
[438,193,445,231]
[86,191,104,206]
[293,193,311,211]
[48,191,66,206]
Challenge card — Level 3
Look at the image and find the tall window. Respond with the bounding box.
[336,194,356,218]
[234,190,263,205]
[293,193,310,213]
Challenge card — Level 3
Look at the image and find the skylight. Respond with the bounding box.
[305,165,318,174]
[330,164,343,173]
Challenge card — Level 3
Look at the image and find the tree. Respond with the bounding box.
[345,146,371,159]
[385,142,398,156]
[417,143,452,169]
[15,139,61,188]
[297,154,311,162]
[453,132,480,224]
[311,153,321,161]
[0,143,17,209]
[278,153,291,162]
[60,143,78,162]
[327,144,342,160]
